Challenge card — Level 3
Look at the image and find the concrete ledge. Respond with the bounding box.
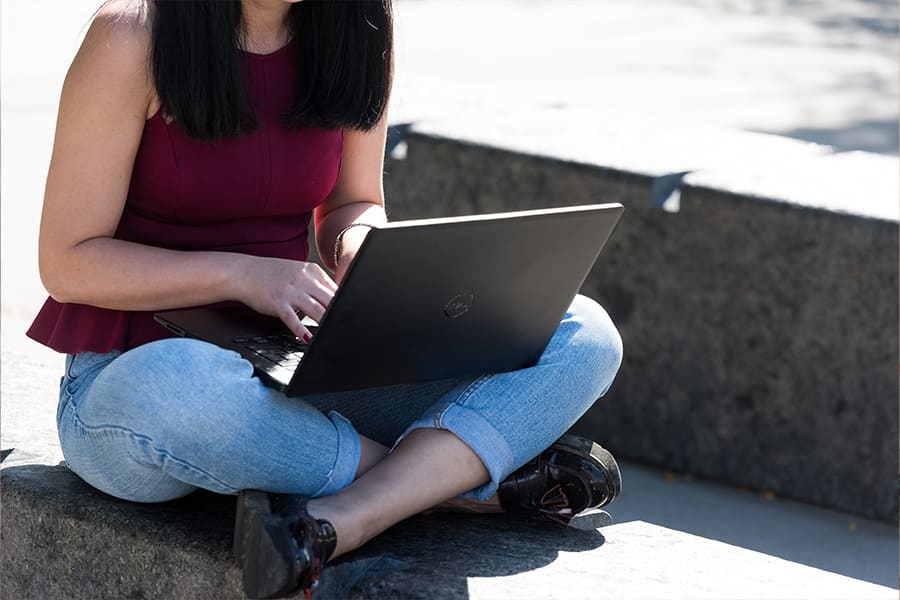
[382,108,898,522]
[2,464,243,599]
[2,462,894,600]
[3,349,895,599]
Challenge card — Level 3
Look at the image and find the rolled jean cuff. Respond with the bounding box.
[397,402,515,501]
[312,410,361,497]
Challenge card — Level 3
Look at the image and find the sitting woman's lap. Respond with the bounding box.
[56,294,622,503]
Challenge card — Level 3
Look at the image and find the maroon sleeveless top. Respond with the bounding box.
[28,41,343,353]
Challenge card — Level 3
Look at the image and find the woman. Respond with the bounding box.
[28,0,624,597]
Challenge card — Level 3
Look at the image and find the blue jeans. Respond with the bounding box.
[56,295,622,503]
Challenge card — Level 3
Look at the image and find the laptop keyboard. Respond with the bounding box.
[232,334,309,368]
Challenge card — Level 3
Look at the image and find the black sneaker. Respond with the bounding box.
[497,434,621,530]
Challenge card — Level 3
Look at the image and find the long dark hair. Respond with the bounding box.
[149,0,393,140]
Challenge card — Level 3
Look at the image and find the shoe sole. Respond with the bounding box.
[234,490,272,569]
[235,490,301,599]
[568,507,613,530]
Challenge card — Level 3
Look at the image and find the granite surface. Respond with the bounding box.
[382,115,899,522]
[3,346,896,598]
[583,185,898,522]
[3,347,897,598]
[2,462,894,600]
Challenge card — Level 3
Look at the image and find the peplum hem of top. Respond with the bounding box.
[27,297,175,355]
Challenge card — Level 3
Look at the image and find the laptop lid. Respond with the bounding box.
[285,202,623,394]
[156,203,623,395]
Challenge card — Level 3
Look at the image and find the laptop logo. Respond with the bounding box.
[444,292,475,319]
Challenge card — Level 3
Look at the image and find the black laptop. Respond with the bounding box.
[155,203,623,395]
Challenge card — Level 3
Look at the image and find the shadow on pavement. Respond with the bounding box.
[772,119,899,156]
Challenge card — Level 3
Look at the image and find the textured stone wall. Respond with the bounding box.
[383,132,899,522]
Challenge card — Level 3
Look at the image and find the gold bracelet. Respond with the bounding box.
[333,223,377,269]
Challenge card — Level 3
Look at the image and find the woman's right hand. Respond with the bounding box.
[233,256,338,342]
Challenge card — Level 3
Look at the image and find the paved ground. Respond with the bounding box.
[390,0,899,155]
[1,0,897,595]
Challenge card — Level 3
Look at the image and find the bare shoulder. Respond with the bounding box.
[83,0,151,59]
[67,0,153,115]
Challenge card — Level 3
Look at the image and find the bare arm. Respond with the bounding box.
[314,116,390,284]
[38,8,335,340]
[40,11,237,309]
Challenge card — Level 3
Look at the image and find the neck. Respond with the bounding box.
[240,0,292,54]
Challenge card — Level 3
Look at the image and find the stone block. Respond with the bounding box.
[2,463,894,600]
[1,464,244,600]
[382,110,899,522]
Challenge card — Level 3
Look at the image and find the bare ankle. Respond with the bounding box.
[434,495,503,514]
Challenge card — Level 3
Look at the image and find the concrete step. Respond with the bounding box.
[2,350,895,599]
[381,105,899,522]
[2,461,895,600]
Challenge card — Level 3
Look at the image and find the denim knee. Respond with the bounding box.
[67,339,256,496]
[565,294,624,398]
[393,295,623,501]
[78,338,253,434]
[66,338,362,499]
